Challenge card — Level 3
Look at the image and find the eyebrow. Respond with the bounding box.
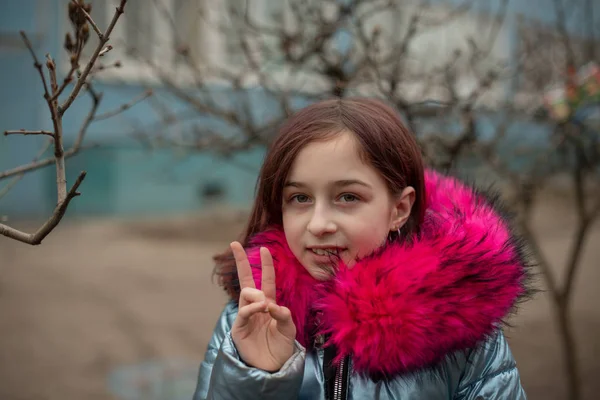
[284,179,372,189]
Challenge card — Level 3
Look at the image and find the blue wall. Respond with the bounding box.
[0,1,272,218]
[0,0,597,219]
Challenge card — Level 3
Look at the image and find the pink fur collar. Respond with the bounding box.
[244,169,530,378]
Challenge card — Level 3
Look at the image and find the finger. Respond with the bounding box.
[237,301,268,324]
[267,303,296,339]
[239,287,266,308]
[260,247,276,300]
[231,241,256,290]
[267,303,293,324]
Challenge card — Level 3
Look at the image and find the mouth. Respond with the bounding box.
[307,247,346,257]
[304,247,348,280]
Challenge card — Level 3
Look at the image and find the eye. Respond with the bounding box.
[291,194,311,203]
[339,193,359,202]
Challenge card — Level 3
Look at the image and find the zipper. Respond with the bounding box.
[314,311,350,400]
[333,356,345,400]
[332,355,350,400]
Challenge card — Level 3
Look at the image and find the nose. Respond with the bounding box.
[307,205,337,237]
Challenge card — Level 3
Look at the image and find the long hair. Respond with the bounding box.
[213,97,426,300]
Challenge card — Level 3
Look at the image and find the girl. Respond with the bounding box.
[193,98,531,400]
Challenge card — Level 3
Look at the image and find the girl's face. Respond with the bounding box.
[281,131,415,280]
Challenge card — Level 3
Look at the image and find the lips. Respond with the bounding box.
[310,248,341,256]
[303,247,348,280]
[306,247,347,265]
[307,246,345,255]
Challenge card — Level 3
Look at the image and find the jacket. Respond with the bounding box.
[193,170,532,399]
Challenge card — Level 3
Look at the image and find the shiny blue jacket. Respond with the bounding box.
[194,302,526,399]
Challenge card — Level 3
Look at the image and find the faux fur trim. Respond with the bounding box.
[244,169,532,378]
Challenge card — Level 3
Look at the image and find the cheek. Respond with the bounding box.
[282,214,303,251]
[347,220,390,259]
[346,203,395,258]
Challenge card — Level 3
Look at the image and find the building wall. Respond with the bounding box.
[0,0,596,219]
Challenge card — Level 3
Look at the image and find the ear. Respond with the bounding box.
[389,186,416,231]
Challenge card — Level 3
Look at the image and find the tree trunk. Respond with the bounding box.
[556,299,581,400]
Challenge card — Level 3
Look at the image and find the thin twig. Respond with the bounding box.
[0,87,102,182]
[19,31,50,100]
[0,139,52,199]
[73,83,102,150]
[50,67,76,102]
[561,151,599,303]
[4,130,55,137]
[0,144,101,181]
[93,89,153,121]
[99,45,113,57]
[60,0,127,114]
[46,54,59,94]
[0,175,22,201]
[552,0,576,69]
[0,171,86,245]
[90,60,122,74]
[1,0,134,246]
[74,0,104,39]
[521,217,560,300]
[561,213,594,304]
[482,0,511,59]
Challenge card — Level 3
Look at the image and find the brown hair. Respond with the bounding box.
[214,97,426,299]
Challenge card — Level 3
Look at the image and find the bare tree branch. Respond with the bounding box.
[90,60,122,74]
[59,0,127,114]
[1,0,140,245]
[98,45,114,57]
[0,139,52,200]
[0,171,86,245]
[93,89,153,121]
[118,2,597,399]
[552,0,576,68]
[19,31,50,100]
[4,130,54,137]
[74,0,103,39]
[1,147,84,181]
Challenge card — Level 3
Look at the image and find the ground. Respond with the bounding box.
[0,199,599,400]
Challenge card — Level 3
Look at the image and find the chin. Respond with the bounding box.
[305,263,336,281]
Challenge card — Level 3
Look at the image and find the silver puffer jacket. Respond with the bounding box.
[193,171,531,400]
[194,303,525,400]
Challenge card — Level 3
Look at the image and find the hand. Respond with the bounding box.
[229,241,297,372]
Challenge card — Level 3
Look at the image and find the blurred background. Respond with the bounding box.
[1,0,599,399]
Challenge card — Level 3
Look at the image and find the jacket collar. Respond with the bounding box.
[244,169,531,378]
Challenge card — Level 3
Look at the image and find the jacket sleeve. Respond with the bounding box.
[453,329,526,400]
[193,301,306,400]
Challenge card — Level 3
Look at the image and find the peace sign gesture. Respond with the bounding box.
[229,242,297,372]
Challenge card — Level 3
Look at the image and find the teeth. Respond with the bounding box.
[311,248,339,256]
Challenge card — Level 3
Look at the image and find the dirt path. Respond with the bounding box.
[0,204,598,399]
